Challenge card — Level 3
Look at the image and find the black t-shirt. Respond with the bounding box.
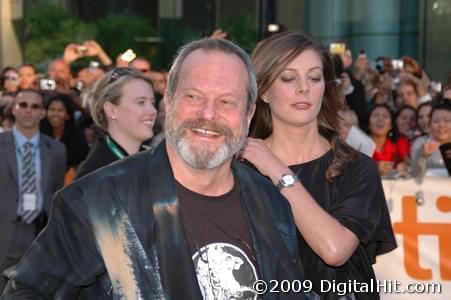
[290,150,396,300]
[176,181,259,299]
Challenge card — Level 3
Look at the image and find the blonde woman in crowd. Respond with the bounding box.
[75,67,157,178]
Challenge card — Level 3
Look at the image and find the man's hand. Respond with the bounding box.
[63,43,84,65]
[83,40,102,56]
[83,40,112,66]
[400,72,427,97]
[210,29,228,39]
[115,51,130,67]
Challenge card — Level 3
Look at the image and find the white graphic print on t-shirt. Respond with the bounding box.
[192,242,258,300]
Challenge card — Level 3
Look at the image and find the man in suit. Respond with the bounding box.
[2,39,310,299]
[0,90,66,291]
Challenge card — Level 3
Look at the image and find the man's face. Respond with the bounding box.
[149,71,167,95]
[48,60,72,82]
[77,67,105,87]
[165,50,254,170]
[397,83,418,108]
[12,92,45,131]
[130,59,151,75]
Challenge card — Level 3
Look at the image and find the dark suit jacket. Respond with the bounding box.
[2,141,309,299]
[0,132,66,266]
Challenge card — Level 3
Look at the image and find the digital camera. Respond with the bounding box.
[40,79,56,91]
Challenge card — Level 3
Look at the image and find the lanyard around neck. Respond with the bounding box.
[106,135,127,159]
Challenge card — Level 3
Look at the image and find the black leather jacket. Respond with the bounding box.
[2,141,310,299]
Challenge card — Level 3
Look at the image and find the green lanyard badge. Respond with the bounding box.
[106,135,127,159]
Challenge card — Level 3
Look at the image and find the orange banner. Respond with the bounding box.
[374,175,451,299]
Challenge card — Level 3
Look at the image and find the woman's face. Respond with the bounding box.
[2,70,19,93]
[109,79,157,142]
[396,108,416,137]
[47,100,69,128]
[369,106,392,137]
[18,66,37,89]
[417,105,432,134]
[264,49,325,130]
[430,109,451,143]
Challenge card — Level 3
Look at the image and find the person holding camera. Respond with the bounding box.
[44,40,112,95]
[63,40,112,68]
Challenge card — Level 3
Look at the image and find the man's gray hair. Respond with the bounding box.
[166,38,257,112]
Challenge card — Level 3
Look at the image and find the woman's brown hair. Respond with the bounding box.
[249,31,357,181]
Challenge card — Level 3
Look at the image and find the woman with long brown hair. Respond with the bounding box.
[240,32,396,299]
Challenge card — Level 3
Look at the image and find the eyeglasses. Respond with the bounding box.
[108,67,133,84]
[16,102,42,110]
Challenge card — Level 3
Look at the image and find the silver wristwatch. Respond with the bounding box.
[276,173,298,190]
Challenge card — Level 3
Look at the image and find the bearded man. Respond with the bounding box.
[2,38,310,300]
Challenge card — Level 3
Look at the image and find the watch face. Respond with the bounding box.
[282,174,296,185]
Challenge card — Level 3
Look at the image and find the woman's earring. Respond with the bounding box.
[261,96,269,103]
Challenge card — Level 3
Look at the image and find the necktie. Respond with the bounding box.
[19,142,40,223]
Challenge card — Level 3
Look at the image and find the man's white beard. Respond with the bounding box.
[165,113,248,170]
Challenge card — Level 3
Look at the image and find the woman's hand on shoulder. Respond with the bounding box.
[239,138,291,183]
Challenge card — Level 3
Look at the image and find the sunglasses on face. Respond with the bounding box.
[16,102,43,110]
[108,67,134,84]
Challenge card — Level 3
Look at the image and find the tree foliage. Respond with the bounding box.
[222,15,259,54]
[24,4,96,64]
[24,3,258,69]
[96,15,155,59]
[24,3,154,67]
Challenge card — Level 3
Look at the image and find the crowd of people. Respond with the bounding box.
[0,28,450,299]
[332,48,451,180]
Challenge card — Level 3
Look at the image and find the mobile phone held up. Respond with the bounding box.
[391,59,404,70]
[120,49,136,63]
[329,43,346,55]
